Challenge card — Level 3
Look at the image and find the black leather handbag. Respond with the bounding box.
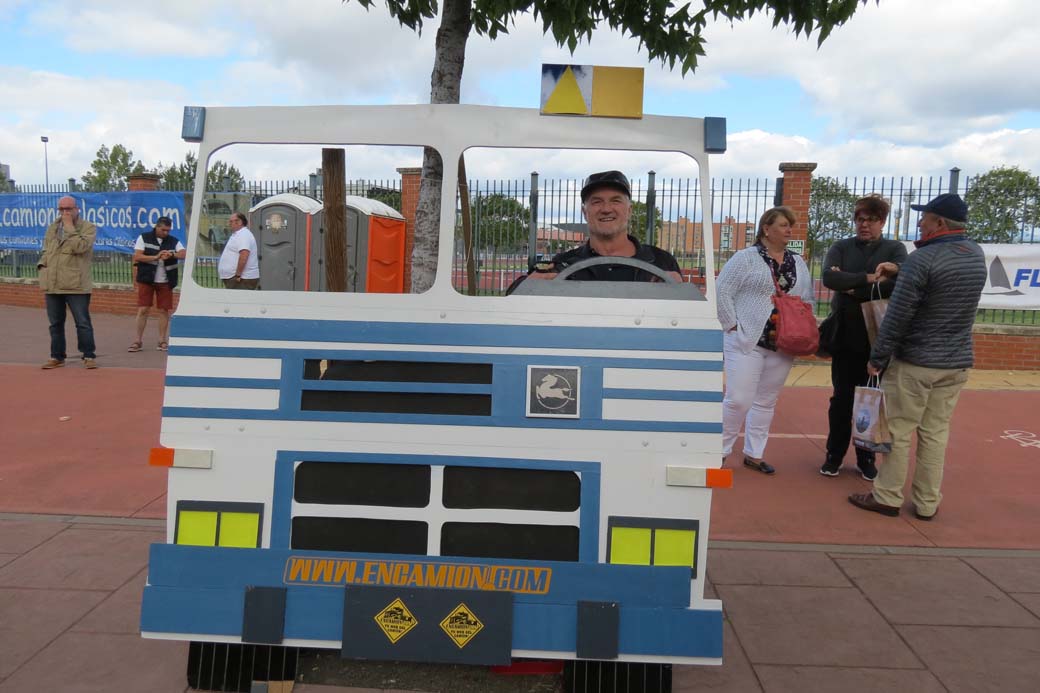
[816,313,840,358]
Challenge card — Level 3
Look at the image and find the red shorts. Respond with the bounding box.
[136,282,174,310]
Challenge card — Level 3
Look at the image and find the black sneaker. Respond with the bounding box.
[820,459,841,477]
[858,459,878,481]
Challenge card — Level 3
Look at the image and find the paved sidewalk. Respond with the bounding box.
[2,513,1039,692]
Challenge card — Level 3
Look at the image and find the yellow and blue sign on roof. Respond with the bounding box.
[540,64,644,119]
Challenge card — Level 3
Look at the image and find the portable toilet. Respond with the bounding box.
[250,193,406,293]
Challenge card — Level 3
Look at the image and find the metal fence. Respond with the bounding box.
[4,172,1037,325]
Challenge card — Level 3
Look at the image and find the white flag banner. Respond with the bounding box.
[901,242,1040,310]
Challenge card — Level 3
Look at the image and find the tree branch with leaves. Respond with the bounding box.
[346,0,876,290]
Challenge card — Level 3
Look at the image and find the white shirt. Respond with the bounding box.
[218,227,260,279]
[134,234,185,284]
[716,245,816,355]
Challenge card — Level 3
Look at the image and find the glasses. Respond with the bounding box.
[855,215,881,223]
[58,206,76,211]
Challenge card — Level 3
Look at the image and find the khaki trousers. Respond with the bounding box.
[873,358,968,516]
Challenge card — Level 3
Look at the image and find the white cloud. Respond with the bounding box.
[2,0,1039,189]
[0,67,190,183]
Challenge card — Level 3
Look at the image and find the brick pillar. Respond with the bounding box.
[127,173,161,191]
[778,162,816,243]
[396,167,421,292]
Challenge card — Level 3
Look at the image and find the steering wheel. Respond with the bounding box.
[554,256,680,284]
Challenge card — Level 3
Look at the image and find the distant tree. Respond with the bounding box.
[473,192,530,250]
[0,166,10,192]
[80,144,145,191]
[367,186,402,211]
[965,166,1040,243]
[808,176,857,259]
[157,151,245,192]
[628,199,663,244]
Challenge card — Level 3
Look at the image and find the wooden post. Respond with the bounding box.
[322,148,347,292]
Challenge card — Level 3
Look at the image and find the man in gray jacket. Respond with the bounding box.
[849,194,986,521]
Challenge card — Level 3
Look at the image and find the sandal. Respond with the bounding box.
[743,457,776,475]
[157,341,168,351]
[127,342,142,353]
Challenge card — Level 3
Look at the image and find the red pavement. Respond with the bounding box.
[4,363,1039,547]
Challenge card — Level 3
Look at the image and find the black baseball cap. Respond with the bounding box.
[581,170,631,202]
[911,193,968,223]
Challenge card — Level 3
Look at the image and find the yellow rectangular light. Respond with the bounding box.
[654,529,696,568]
[609,527,652,565]
[218,512,260,548]
[177,510,218,546]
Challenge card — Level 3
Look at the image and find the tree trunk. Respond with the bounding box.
[410,0,472,293]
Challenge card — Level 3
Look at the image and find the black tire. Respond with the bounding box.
[563,660,672,693]
[186,642,299,692]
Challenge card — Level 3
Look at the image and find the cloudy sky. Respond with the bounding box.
[2,0,1038,187]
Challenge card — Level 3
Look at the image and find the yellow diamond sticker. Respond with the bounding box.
[439,603,484,649]
[374,598,418,644]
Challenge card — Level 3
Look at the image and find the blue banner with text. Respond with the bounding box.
[0,192,187,254]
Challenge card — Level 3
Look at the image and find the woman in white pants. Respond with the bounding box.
[716,207,815,474]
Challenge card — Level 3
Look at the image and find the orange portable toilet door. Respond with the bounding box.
[365,215,406,293]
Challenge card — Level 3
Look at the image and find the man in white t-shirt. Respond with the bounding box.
[130,216,185,352]
[218,212,260,289]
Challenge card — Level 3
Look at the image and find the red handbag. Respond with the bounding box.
[771,277,819,356]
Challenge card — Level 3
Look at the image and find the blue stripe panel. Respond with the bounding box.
[165,376,281,390]
[268,451,600,563]
[145,544,692,607]
[160,408,722,433]
[167,346,723,372]
[141,585,722,659]
[602,388,723,402]
[170,316,723,353]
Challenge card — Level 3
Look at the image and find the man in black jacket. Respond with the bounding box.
[129,217,185,352]
[849,194,986,520]
[820,195,907,480]
[508,170,681,292]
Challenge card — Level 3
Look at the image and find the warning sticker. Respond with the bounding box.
[439,603,484,649]
[374,598,418,643]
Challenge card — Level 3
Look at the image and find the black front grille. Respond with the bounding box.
[300,390,491,415]
[304,359,492,383]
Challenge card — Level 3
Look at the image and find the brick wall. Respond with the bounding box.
[973,325,1040,371]
[779,162,816,243]
[0,278,179,315]
[396,167,421,292]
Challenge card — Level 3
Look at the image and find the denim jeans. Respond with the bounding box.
[45,293,96,360]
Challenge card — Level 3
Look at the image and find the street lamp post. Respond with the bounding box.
[40,136,50,189]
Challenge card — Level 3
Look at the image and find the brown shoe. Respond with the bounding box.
[848,492,900,517]
[41,358,65,369]
[83,358,98,369]
[914,508,937,521]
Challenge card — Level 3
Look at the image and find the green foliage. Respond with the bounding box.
[808,176,857,258]
[80,144,145,192]
[367,186,403,211]
[472,192,530,250]
[628,199,662,243]
[965,166,1040,243]
[157,151,245,192]
[0,166,10,192]
[350,0,874,75]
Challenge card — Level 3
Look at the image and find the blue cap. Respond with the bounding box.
[911,193,967,223]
